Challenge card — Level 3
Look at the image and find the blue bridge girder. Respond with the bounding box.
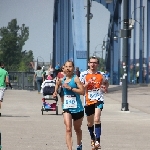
[53,0,150,84]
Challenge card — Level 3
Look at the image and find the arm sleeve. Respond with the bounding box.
[6,71,8,76]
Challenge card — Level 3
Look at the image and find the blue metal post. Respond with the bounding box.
[133,0,137,83]
[127,0,131,83]
[113,23,118,85]
[121,0,129,111]
[63,1,68,62]
[139,0,143,83]
[118,1,121,85]
[0,132,1,149]
[147,0,150,83]
[57,0,61,66]
[110,41,114,84]
[60,0,64,65]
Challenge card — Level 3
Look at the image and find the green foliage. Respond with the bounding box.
[97,57,106,71]
[0,19,34,71]
[18,50,34,71]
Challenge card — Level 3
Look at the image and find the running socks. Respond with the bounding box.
[88,125,95,140]
[95,123,101,143]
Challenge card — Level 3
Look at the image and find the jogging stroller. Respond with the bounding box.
[40,78,58,115]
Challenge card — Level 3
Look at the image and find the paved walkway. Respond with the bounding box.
[0,85,150,150]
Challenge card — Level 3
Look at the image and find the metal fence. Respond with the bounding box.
[9,72,36,90]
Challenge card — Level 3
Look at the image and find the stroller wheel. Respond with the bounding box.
[41,106,44,115]
[56,106,58,115]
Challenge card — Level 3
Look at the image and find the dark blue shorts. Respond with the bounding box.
[84,101,104,116]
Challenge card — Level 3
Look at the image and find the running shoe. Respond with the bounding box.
[91,139,95,147]
[77,144,82,150]
[94,141,101,149]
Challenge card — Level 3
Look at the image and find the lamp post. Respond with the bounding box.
[121,0,130,111]
[50,52,53,65]
[94,44,103,58]
[103,34,108,43]
[86,0,92,69]
[37,56,44,66]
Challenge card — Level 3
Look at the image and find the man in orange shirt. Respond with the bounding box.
[80,56,109,149]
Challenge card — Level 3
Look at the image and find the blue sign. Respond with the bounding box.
[76,51,87,59]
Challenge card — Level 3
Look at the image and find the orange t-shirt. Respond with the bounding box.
[85,73,103,105]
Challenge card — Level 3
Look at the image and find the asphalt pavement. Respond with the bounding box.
[0,85,150,150]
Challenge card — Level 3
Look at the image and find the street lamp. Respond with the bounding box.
[50,52,53,65]
[101,34,109,52]
[37,56,44,66]
[113,31,119,41]
[85,0,93,69]
[94,44,104,59]
[103,34,108,42]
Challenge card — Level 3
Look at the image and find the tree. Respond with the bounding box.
[0,19,30,70]
[97,57,105,72]
[18,50,34,72]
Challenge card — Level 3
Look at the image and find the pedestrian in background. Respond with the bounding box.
[34,66,44,94]
[55,63,60,77]
[48,65,54,77]
[6,72,13,89]
[0,62,9,116]
[75,67,81,77]
[56,65,66,112]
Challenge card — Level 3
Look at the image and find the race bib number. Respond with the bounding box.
[88,89,103,101]
[64,95,77,108]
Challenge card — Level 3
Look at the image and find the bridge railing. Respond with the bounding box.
[9,72,36,90]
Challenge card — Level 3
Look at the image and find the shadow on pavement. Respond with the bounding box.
[41,114,62,116]
[108,84,149,93]
[1,115,30,117]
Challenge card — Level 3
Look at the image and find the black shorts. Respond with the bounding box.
[85,101,104,116]
[63,109,84,121]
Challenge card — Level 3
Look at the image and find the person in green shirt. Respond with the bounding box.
[34,66,44,93]
[0,62,9,116]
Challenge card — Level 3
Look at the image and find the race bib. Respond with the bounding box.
[88,89,103,101]
[64,95,77,108]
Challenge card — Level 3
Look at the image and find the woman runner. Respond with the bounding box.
[53,60,84,150]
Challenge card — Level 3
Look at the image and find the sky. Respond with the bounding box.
[0,0,109,62]
[0,0,54,62]
[86,0,110,58]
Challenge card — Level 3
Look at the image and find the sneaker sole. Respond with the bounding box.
[93,146,101,150]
